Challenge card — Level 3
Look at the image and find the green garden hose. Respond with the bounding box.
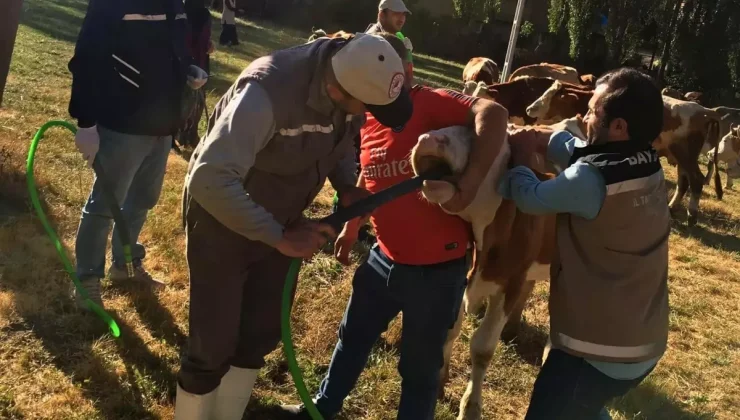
[26,120,128,338]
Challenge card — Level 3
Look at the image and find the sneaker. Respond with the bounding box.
[277,405,313,419]
[109,263,165,290]
[74,276,103,310]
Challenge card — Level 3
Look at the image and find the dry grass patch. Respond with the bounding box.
[1,1,739,419]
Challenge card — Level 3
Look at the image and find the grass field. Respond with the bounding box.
[1,1,739,419]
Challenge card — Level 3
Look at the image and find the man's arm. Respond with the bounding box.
[68,0,118,127]
[442,98,509,212]
[187,81,284,246]
[498,162,606,219]
[328,129,361,194]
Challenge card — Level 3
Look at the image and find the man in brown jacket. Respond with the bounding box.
[499,68,669,419]
[174,33,415,419]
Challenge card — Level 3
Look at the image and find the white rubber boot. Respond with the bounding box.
[212,366,259,420]
[174,384,217,420]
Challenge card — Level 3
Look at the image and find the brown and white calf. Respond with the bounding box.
[410,115,587,420]
[463,57,500,86]
[508,63,582,86]
[410,123,557,420]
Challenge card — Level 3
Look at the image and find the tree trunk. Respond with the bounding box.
[0,0,23,107]
[658,0,682,80]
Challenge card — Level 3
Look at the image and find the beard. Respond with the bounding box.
[587,123,610,146]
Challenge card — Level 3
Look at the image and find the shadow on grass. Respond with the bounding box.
[1,158,180,418]
[611,381,715,420]
[501,319,549,367]
[111,282,188,350]
[672,220,740,254]
[19,0,87,44]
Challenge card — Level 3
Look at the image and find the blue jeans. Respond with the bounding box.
[314,245,467,420]
[524,349,655,420]
[75,125,171,278]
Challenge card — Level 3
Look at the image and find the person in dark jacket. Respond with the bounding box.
[219,0,239,46]
[67,0,200,309]
[175,0,214,148]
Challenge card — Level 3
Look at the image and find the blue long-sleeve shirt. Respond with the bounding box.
[499,131,661,380]
[498,131,606,219]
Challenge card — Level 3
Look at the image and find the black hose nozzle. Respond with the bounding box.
[320,166,450,233]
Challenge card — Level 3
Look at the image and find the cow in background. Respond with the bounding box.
[580,73,596,87]
[462,57,500,86]
[714,125,740,181]
[525,80,593,124]
[508,63,582,86]
[662,87,704,104]
[685,91,704,104]
[462,77,588,126]
[655,96,723,225]
[306,28,353,42]
[662,87,684,100]
[706,107,740,188]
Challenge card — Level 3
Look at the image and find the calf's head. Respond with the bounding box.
[410,126,473,208]
[526,81,590,123]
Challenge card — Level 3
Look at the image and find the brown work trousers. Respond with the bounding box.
[178,198,299,394]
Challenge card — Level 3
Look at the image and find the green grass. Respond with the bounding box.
[1,1,740,419]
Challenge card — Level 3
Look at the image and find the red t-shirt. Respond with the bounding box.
[359,86,477,265]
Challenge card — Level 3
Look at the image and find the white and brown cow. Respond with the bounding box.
[661,87,684,100]
[410,115,588,420]
[655,96,723,225]
[706,123,740,188]
[410,124,549,420]
[508,63,582,86]
[461,77,589,126]
[523,82,725,225]
[463,57,500,87]
[525,80,593,125]
[705,107,740,188]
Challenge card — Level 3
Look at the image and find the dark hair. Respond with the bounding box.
[377,32,409,64]
[594,68,664,144]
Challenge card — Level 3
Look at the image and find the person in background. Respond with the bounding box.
[67,0,195,309]
[220,0,239,46]
[366,0,414,56]
[367,0,410,35]
[499,68,669,420]
[176,0,215,148]
[175,33,414,419]
[280,32,509,420]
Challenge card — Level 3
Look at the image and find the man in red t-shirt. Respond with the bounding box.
[281,34,508,420]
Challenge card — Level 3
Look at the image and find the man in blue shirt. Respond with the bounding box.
[499,68,670,419]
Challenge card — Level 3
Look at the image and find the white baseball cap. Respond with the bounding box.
[331,33,412,129]
[379,0,411,14]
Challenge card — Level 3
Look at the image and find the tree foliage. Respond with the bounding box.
[452,0,500,23]
[545,0,740,105]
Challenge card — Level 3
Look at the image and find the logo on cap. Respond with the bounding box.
[389,73,404,99]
